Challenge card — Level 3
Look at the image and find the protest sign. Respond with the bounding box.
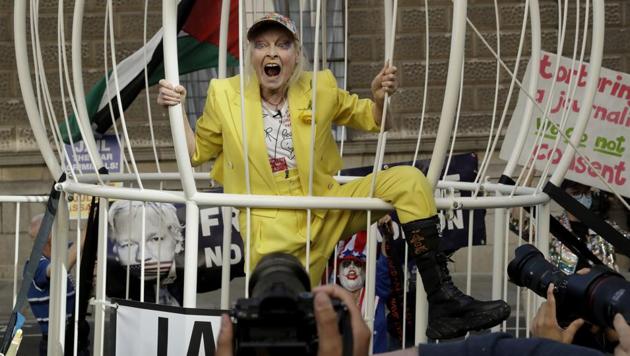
[105,198,245,303]
[112,298,223,356]
[65,134,121,173]
[66,135,122,219]
[500,51,630,197]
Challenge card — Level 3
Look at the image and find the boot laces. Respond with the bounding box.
[436,253,471,300]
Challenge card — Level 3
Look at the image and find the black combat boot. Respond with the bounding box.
[403,217,511,339]
[416,250,511,339]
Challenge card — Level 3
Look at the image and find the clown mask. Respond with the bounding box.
[338,259,365,292]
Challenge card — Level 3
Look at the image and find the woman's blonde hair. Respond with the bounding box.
[243,37,310,90]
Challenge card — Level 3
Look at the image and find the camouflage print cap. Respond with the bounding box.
[247,13,299,41]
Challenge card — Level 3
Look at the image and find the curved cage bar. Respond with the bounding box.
[57,180,550,210]
[9,1,626,355]
[71,0,106,176]
[549,0,604,186]
[14,0,62,179]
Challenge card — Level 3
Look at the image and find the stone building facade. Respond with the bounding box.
[1,0,629,279]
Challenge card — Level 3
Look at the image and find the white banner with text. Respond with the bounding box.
[113,299,224,356]
[500,51,630,197]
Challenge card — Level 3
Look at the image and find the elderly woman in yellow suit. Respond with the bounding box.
[158,13,509,339]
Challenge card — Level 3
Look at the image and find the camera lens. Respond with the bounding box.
[233,253,324,355]
[572,267,630,328]
[249,253,311,300]
[507,244,569,298]
[508,244,630,328]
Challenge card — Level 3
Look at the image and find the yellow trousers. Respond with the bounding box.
[239,166,437,286]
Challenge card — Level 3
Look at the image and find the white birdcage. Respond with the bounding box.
[8,0,626,355]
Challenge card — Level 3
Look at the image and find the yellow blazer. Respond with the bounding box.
[191,69,379,217]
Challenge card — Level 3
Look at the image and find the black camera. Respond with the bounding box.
[508,244,630,328]
[232,253,353,356]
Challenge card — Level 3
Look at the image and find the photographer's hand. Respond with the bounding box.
[532,283,584,344]
[216,314,234,356]
[614,314,630,356]
[314,291,343,355]
[313,285,371,356]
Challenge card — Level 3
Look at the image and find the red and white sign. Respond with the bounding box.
[500,51,630,197]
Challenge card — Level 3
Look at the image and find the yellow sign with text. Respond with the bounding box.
[69,182,123,220]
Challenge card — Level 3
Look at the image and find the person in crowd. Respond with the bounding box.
[336,231,368,307]
[26,214,89,356]
[107,200,184,305]
[377,214,418,348]
[551,180,617,274]
[157,12,509,337]
[508,178,623,274]
[216,284,627,356]
[334,228,390,352]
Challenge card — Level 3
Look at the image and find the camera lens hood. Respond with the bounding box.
[249,253,312,298]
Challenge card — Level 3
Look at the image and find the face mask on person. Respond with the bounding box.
[572,193,593,209]
[338,260,365,292]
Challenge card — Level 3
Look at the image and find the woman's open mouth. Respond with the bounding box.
[264,63,281,77]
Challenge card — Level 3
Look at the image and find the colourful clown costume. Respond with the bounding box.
[336,230,369,297]
[335,231,390,353]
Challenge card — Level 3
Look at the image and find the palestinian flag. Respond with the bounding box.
[61,0,239,143]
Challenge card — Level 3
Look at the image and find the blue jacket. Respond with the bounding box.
[418,333,604,356]
[26,256,76,335]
